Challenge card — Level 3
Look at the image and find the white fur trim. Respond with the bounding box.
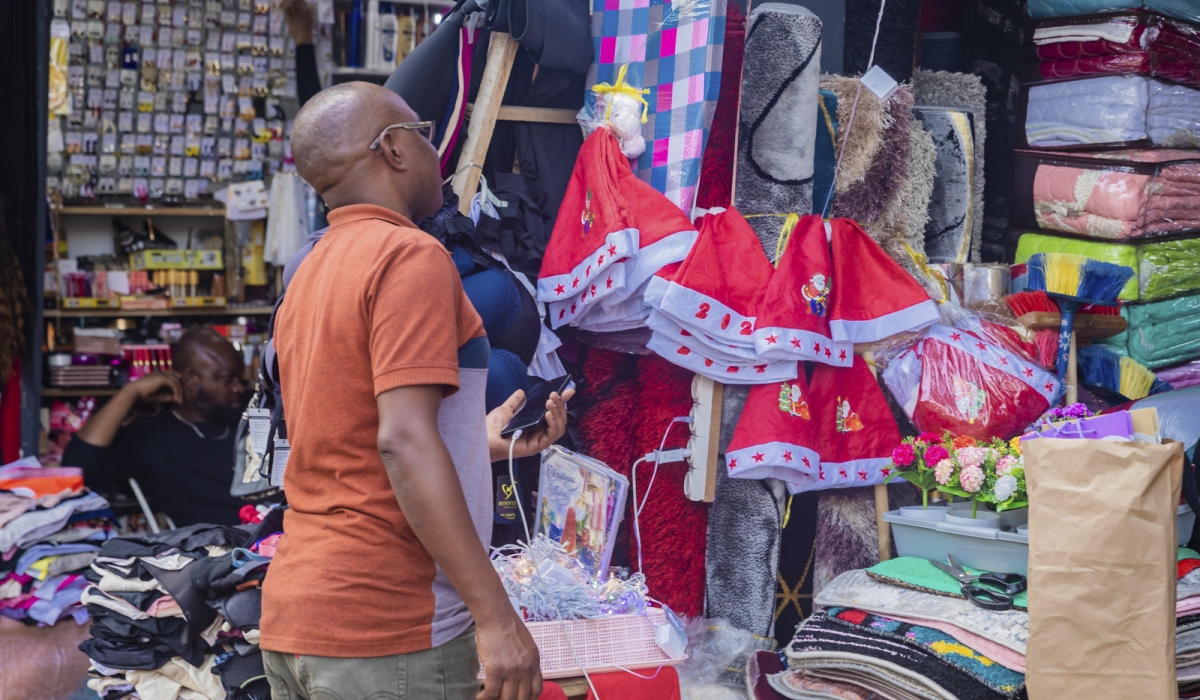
[647,310,763,364]
[726,441,819,482]
[622,229,698,292]
[537,227,638,301]
[752,326,853,367]
[829,299,940,344]
[643,275,670,308]
[647,332,798,385]
[547,261,628,329]
[656,282,758,348]
[784,457,894,494]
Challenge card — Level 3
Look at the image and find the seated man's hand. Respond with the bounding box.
[124,371,183,404]
[486,387,574,462]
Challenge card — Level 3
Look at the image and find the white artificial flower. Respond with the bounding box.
[994,474,1018,502]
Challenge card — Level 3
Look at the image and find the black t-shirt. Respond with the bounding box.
[62,412,244,526]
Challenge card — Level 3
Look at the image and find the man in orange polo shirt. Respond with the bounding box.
[262,82,547,700]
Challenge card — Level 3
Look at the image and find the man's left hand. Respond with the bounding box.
[486,388,574,462]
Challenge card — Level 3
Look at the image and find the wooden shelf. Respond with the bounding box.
[59,205,225,217]
[42,387,120,397]
[1016,311,1128,340]
[44,306,274,318]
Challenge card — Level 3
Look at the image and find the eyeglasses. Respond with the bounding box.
[368,121,436,150]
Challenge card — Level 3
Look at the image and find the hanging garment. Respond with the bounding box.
[264,172,310,266]
[726,376,821,482]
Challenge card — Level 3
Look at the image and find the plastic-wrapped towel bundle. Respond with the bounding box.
[1102,293,1200,369]
[1025,0,1200,28]
[536,128,697,332]
[1023,74,1200,148]
[586,0,726,213]
[883,323,1062,441]
[735,4,823,253]
[1027,12,1200,89]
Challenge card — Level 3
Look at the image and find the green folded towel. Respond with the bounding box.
[866,557,1028,610]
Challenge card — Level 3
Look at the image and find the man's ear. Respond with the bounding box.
[179,367,200,391]
[379,132,410,173]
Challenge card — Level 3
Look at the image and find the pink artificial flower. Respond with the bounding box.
[959,465,985,493]
[917,431,941,444]
[934,459,955,486]
[957,446,986,471]
[924,445,949,466]
[995,455,1018,475]
[892,444,916,468]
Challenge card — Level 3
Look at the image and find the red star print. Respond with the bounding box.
[729,458,737,469]
[570,303,577,314]
[558,309,565,320]
[950,332,962,341]
[813,342,821,353]
[824,347,832,358]
[802,456,811,468]
[766,334,778,345]
[554,283,565,295]
[839,349,847,361]
[752,452,765,463]
[585,265,592,277]
[755,365,767,373]
[1044,382,1054,392]
[607,244,617,256]
[680,329,692,337]
[839,468,848,479]
[677,347,691,355]
[818,468,826,481]
[597,255,604,265]
[783,451,793,462]
[999,357,1009,366]
[704,359,714,367]
[859,470,868,481]
[976,342,987,351]
[591,284,597,297]
[881,468,892,477]
[572,277,579,289]
[1023,368,1034,378]
[791,338,802,349]
[726,366,739,373]
[606,277,613,289]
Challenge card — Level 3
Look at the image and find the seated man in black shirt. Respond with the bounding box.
[63,327,249,526]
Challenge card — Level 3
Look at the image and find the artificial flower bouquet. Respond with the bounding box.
[886,432,1027,516]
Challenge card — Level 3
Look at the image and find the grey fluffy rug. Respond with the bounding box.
[834,87,914,225]
[813,483,921,596]
[705,384,787,637]
[736,3,823,254]
[912,70,987,262]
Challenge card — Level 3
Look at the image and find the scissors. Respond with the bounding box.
[929,554,1027,611]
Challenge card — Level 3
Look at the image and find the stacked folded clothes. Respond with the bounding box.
[1023,74,1200,148]
[1158,358,1200,388]
[1015,231,1200,301]
[1103,292,1200,368]
[1171,554,1200,694]
[1025,0,1200,27]
[1027,12,1200,88]
[0,461,115,627]
[80,510,283,700]
[1014,149,1200,239]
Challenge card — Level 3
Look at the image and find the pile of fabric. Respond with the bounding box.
[0,461,114,627]
[1016,149,1200,239]
[1026,12,1200,87]
[79,510,283,700]
[1023,75,1200,148]
[1163,551,1200,695]
[1103,292,1200,369]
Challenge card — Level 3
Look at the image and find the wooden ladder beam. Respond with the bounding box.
[451,33,520,214]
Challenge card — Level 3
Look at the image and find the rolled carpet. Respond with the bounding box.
[735,3,823,253]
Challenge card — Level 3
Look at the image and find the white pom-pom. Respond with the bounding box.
[605,91,646,159]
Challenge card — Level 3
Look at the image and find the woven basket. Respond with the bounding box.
[478,609,686,680]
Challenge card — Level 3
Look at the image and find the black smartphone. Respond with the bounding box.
[500,374,574,438]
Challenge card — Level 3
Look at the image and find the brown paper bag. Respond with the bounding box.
[1025,438,1183,700]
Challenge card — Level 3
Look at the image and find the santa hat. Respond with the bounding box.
[537,128,696,330]
[752,215,852,367]
[725,376,821,482]
[827,218,939,344]
[784,355,901,495]
[646,331,798,385]
[651,207,774,347]
[881,324,1061,441]
[647,309,762,365]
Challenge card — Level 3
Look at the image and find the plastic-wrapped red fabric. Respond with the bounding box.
[1032,13,1200,88]
[882,324,1062,441]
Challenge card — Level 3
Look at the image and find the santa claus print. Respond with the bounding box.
[778,382,810,419]
[581,189,595,235]
[835,396,864,433]
[802,274,829,316]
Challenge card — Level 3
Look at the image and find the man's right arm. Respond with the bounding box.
[377,385,542,700]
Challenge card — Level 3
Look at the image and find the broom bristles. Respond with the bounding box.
[1079,258,1135,304]
[1034,329,1058,368]
[1080,304,1121,316]
[1026,254,1047,292]
[1044,253,1084,297]
[1119,356,1155,400]
[1006,290,1058,316]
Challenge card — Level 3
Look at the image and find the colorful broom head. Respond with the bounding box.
[1077,345,1122,396]
[1079,258,1135,304]
[1079,303,1121,316]
[1034,329,1058,368]
[1119,355,1156,400]
[1025,253,1134,305]
[1006,290,1058,317]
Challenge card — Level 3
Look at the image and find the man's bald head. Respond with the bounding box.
[172,327,246,424]
[291,82,443,220]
